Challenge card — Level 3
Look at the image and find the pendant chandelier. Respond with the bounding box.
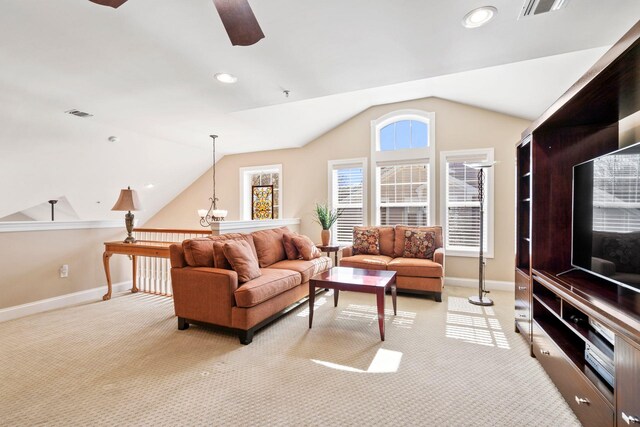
[198,134,228,226]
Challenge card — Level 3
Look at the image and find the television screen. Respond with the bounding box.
[572,142,640,293]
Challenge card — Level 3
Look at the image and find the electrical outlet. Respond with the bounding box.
[59,264,69,278]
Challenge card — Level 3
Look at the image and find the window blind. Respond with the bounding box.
[445,158,488,252]
[333,166,364,243]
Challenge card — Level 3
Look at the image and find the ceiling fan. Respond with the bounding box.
[89,0,265,46]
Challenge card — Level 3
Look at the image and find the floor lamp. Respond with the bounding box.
[468,161,496,306]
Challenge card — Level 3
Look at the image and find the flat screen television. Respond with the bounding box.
[572,141,640,293]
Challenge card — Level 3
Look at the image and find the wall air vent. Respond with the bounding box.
[65,109,93,118]
[519,0,570,19]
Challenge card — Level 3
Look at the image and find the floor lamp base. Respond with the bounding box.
[468,295,494,306]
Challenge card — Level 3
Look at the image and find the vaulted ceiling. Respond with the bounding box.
[1,1,639,222]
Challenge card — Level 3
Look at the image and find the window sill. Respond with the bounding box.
[445,249,495,259]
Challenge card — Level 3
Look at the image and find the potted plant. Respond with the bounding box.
[313,202,342,246]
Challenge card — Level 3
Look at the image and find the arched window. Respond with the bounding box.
[371,110,435,226]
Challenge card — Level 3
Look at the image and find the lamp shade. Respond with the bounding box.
[111,187,142,211]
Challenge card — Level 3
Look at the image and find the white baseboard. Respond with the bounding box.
[445,276,514,293]
[0,281,133,323]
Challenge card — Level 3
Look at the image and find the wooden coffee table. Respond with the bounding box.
[308,267,397,341]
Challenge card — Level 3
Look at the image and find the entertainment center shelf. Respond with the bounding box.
[515,20,640,427]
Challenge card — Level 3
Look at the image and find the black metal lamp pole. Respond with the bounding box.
[469,167,493,306]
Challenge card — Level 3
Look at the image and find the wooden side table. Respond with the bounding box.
[316,244,342,267]
[102,241,172,300]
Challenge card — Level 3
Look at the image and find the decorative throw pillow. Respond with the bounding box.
[352,227,380,255]
[402,229,436,260]
[282,232,301,260]
[212,235,257,270]
[222,240,262,283]
[291,235,322,260]
[212,241,232,269]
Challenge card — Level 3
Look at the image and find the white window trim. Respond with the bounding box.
[440,148,495,258]
[328,158,368,243]
[239,164,283,221]
[370,110,436,225]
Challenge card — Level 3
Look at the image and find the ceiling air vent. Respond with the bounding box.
[65,109,93,118]
[519,0,570,19]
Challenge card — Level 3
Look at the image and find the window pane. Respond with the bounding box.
[380,124,395,151]
[379,206,428,227]
[378,163,429,225]
[395,120,411,150]
[448,162,479,203]
[411,121,428,148]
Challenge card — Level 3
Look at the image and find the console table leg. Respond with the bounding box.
[102,252,113,301]
[131,255,138,293]
[376,289,385,341]
[334,289,339,307]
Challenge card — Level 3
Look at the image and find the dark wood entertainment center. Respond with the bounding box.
[515,21,640,427]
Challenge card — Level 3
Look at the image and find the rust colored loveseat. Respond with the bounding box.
[169,227,331,344]
[340,225,445,302]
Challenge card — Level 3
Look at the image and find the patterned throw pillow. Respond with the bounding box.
[291,235,322,260]
[402,229,436,259]
[352,228,380,255]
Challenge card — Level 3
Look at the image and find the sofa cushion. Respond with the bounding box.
[402,229,437,260]
[282,232,300,260]
[223,240,262,284]
[212,234,257,270]
[251,227,289,268]
[394,226,443,258]
[183,238,216,267]
[234,268,302,308]
[352,227,380,255]
[268,257,332,282]
[292,235,322,260]
[387,257,443,278]
[339,254,393,271]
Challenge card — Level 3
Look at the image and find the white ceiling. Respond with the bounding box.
[1,0,639,222]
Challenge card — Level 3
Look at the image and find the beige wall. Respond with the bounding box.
[0,228,129,309]
[146,97,530,282]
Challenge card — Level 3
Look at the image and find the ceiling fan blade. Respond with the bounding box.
[89,0,128,8]
[212,0,265,46]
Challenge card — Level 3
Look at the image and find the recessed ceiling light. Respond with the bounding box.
[462,6,497,28]
[214,73,238,84]
[144,184,155,189]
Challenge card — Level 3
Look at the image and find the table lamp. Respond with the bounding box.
[111,186,141,243]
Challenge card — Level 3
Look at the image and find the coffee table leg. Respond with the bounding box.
[391,282,397,315]
[334,289,339,307]
[308,282,315,329]
[376,289,385,341]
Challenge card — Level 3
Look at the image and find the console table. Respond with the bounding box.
[102,240,172,300]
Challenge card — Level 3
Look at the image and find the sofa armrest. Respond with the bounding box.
[434,247,445,272]
[170,267,239,327]
[170,243,186,268]
[341,246,353,259]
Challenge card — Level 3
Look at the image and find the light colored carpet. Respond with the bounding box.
[0,286,580,426]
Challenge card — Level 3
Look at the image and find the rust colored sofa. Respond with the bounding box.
[169,227,332,344]
[340,225,445,302]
